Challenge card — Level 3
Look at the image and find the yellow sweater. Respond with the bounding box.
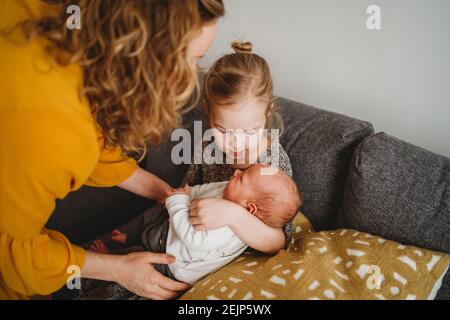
[0,0,138,299]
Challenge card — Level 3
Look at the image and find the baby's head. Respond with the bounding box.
[223,164,302,228]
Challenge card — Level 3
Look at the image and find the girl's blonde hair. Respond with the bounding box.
[203,41,283,134]
[15,0,224,159]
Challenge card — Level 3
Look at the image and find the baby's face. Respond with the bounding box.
[223,164,300,228]
[223,165,266,208]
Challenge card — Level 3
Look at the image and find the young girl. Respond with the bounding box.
[83,41,297,299]
[111,40,296,254]
[184,41,295,253]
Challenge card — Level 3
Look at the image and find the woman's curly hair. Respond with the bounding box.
[17,0,224,159]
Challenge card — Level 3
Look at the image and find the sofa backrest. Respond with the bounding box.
[338,132,450,253]
[277,98,374,229]
[338,132,450,299]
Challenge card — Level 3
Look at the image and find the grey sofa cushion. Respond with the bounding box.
[338,132,450,299]
[144,106,207,188]
[338,132,450,252]
[278,98,374,230]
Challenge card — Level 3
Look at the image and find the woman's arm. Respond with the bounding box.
[118,167,173,203]
[82,251,190,299]
[189,198,285,255]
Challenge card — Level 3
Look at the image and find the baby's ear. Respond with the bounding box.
[246,202,258,215]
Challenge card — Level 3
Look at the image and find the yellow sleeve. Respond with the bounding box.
[84,132,138,187]
[0,108,95,297]
[0,230,86,299]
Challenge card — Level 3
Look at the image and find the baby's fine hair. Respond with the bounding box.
[254,167,302,228]
[203,41,284,133]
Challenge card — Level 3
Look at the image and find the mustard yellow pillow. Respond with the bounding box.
[181,213,450,300]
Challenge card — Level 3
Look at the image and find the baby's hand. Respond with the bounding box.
[167,184,190,197]
[111,229,127,245]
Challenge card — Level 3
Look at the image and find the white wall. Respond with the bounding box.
[200,0,450,157]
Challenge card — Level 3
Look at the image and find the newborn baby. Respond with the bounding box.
[89,163,301,286]
[164,163,301,284]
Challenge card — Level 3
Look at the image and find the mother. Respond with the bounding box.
[0,0,224,299]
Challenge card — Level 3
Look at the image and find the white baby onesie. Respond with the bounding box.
[165,181,247,284]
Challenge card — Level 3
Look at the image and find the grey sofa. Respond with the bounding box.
[144,97,450,299]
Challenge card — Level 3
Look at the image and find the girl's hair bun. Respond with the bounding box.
[231,41,253,54]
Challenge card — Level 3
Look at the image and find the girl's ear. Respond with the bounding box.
[247,202,258,215]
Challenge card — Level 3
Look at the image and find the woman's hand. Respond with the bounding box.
[112,252,190,300]
[189,198,245,231]
[118,167,174,204]
[82,251,190,300]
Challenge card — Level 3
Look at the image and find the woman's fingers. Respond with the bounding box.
[143,252,176,265]
[155,272,191,292]
[141,287,168,300]
[117,252,185,300]
[140,268,188,300]
[145,283,178,300]
[150,293,165,300]
[156,287,179,300]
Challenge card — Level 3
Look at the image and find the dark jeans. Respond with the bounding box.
[46,185,153,299]
[46,185,153,245]
[75,207,174,300]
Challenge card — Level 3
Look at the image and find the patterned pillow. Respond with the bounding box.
[180,213,450,300]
